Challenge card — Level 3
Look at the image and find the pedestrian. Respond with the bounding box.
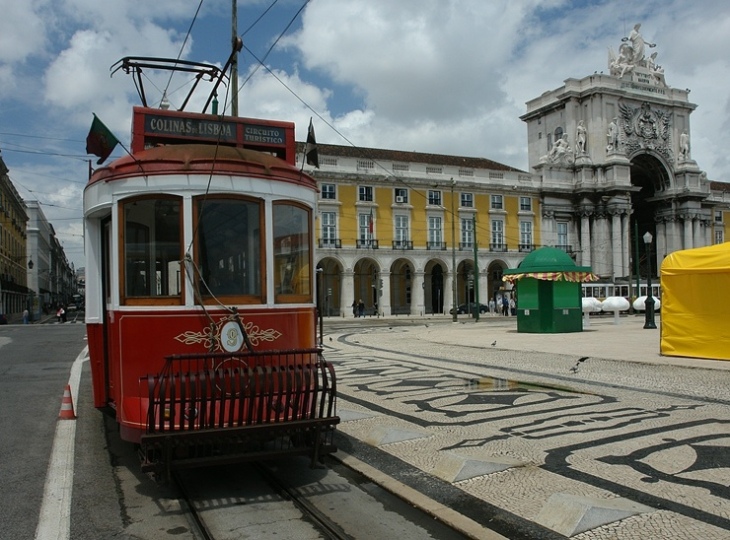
[23,309,29,324]
[509,297,516,316]
[57,306,65,323]
[488,298,495,316]
[352,300,358,318]
[358,299,365,318]
[502,296,509,316]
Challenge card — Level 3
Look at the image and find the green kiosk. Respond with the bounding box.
[502,247,598,333]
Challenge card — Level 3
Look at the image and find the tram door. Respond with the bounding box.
[101,217,112,404]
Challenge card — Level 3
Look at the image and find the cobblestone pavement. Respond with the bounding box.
[323,315,730,539]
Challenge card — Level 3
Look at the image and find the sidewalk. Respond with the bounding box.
[405,313,730,371]
[327,313,730,539]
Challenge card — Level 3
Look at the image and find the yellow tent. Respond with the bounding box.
[660,242,730,361]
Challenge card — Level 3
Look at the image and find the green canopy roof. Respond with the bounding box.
[503,246,594,275]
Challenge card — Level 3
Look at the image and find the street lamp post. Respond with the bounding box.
[451,178,457,322]
[643,231,657,329]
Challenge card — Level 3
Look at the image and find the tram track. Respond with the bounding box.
[171,457,474,540]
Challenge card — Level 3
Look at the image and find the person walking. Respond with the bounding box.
[23,309,29,324]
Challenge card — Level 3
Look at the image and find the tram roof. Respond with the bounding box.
[87,143,316,189]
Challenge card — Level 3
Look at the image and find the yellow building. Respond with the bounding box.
[300,143,542,317]
[0,154,31,320]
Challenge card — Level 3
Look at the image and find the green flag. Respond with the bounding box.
[85,114,119,164]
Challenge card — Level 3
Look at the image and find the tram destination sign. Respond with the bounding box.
[131,107,296,164]
[144,114,239,143]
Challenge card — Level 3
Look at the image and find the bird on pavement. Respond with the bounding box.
[491,341,497,347]
[570,356,590,373]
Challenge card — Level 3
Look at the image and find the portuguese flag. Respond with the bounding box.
[85,113,119,164]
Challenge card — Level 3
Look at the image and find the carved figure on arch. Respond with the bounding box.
[609,43,635,78]
[679,130,690,161]
[624,23,656,66]
[606,117,619,153]
[543,134,574,164]
[576,121,587,154]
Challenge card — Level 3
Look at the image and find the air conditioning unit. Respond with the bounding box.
[395,196,405,203]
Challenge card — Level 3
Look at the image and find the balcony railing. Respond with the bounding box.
[356,239,379,249]
[392,240,413,250]
[459,242,474,250]
[427,241,447,250]
[489,243,508,252]
[318,238,341,249]
[519,243,535,253]
[554,244,573,253]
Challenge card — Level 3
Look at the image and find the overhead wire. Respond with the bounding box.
[241,44,499,241]
[160,0,205,107]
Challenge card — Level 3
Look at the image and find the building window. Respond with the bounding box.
[427,190,442,206]
[321,212,337,246]
[519,196,532,211]
[321,184,336,200]
[557,222,568,248]
[491,219,504,248]
[715,210,723,223]
[490,194,503,210]
[716,229,725,244]
[359,211,375,240]
[428,216,442,244]
[460,192,473,208]
[395,215,409,243]
[358,186,373,202]
[520,221,533,250]
[460,217,473,248]
[395,188,408,204]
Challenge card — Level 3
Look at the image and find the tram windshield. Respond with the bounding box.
[123,197,182,301]
[273,202,311,302]
[196,197,263,301]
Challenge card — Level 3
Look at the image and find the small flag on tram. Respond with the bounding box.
[305,117,319,168]
[85,113,120,165]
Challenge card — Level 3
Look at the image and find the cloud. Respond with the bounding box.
[3,0,730,272]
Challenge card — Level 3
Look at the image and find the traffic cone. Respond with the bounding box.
[58,384,77,420]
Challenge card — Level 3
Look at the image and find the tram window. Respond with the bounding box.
[196,197,263,302]
[122,197,182,302]
[273,202,312,303]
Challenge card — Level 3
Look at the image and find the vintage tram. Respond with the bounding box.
[83,57,338,477]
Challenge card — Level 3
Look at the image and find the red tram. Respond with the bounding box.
[83,56,338,477]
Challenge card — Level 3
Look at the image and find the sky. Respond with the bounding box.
[1,0,730,270]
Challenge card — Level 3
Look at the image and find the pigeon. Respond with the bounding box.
[570,356,589,373]
[329,337,333,342]
[491,341,497,347]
